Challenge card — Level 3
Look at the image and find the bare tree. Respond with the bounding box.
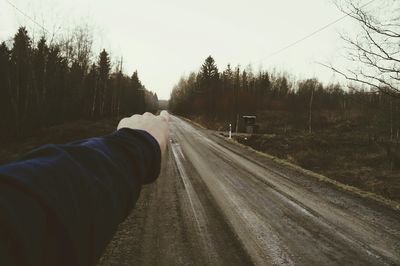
[59,25,93,70]
[330,0,400,97]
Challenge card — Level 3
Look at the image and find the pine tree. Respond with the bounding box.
[97,49,111,116]
[200,56,219,117]
[10,27,32,133]
[33,36,48,104]
[45,45,67,124]
[0,42,13,137]
[131,71,144,113]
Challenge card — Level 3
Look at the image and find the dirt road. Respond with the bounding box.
[99,116,400,265]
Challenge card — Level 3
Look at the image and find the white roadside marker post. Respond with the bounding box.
[229,124,232,139]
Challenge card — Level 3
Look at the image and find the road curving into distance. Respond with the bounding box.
[99,115,400,266]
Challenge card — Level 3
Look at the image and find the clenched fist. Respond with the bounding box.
[118,110,170,156]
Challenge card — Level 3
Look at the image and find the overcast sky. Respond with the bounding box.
[0,0,373,99]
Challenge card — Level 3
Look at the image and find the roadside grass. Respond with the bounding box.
[228,134,400,211]
[233,131,400,203]
[0,118,119,165]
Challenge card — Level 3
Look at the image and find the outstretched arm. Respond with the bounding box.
[0,111,169,266]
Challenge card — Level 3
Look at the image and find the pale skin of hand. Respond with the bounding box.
[117,110,170,156]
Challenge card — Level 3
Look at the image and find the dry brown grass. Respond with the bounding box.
[236,131,400,203]
[0,118,119,165]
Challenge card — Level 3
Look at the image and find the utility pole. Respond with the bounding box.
[234,81,239,133]
[308,87,314,134]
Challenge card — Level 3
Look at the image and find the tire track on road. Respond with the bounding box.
[170,135,222,265]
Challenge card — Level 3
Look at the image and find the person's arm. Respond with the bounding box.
[0,111,169,266]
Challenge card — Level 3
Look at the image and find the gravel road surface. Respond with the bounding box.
[99,115,400,265]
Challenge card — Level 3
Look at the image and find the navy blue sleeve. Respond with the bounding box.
[0,128,161,266]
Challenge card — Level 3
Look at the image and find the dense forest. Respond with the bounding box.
[0,26,158,140]
[169,56,398,140]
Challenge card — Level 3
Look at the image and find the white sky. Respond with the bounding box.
[0,0,375,99]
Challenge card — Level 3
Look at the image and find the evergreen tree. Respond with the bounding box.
[97,49,111,116]
[131,71,144,113]
[33,37,48,104]
[0,42,13,137]
[10,27,33,133]
[200,56,219,116]
[45,45,67,124]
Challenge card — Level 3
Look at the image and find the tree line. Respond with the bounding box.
[0,26,158,140]
[169,56,399,140]
[170,1,399,140]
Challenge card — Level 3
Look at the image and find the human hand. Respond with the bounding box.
[117,111,170,155]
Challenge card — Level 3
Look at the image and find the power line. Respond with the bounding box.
[256,0,378,63]
[4,0,378,64]
[4,0,49,34]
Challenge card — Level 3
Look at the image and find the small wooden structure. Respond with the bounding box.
[242,115,258,134]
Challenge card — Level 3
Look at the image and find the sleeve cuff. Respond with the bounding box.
[113,128,162,184]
